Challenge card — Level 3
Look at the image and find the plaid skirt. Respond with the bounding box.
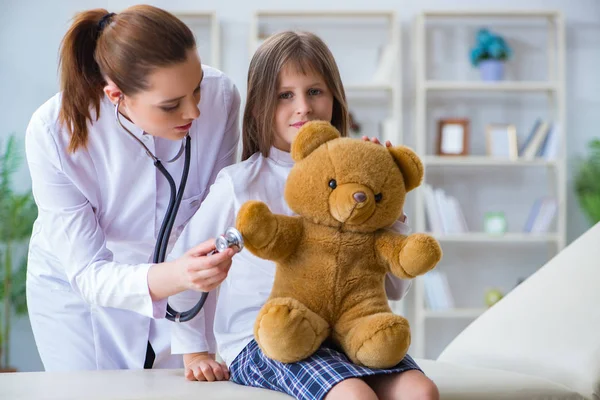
[229,339,423,400]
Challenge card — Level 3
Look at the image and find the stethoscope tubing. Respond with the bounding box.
[115,97,207,322]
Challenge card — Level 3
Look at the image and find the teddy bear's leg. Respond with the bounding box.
[254,297,330,363]
[334,312,410,369]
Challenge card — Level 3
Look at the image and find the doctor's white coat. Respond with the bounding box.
[24,66,240,370]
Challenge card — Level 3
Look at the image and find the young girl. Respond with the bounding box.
[168,31,439,400]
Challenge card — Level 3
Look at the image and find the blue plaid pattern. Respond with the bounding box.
[230,340,423,400]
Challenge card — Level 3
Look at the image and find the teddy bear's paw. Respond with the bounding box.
[344,314,411,369]
[398,233,443,277]
[236,201,276,250]
[254,298,330,363]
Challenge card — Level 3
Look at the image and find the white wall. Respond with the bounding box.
[1,0,598,371]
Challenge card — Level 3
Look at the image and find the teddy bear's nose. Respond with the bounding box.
[353,192,367,203]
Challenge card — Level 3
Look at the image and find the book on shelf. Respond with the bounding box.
[519,119,560,160]
[523,197,558,233]
[423,270,454,310]
[422,184,468,234]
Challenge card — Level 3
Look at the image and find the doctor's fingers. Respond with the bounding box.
[185,239,217,257]
[204,248,235,266]
[184,248,234,272]
[189,267,228,291]
[185,251,233,274]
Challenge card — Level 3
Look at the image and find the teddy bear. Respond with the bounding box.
[235,121,442,369]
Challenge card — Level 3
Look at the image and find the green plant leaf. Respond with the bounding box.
[0,134,37,368]
[574,138,600,225]
[11,258,27,315]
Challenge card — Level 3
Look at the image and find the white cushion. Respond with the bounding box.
[417,359,585,400]
[438,222,600,399]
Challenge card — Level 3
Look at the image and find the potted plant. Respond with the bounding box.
[0,135,37,372]
[470,28,513,81]
[574,138,600,226]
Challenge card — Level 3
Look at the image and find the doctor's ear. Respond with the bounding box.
[103,81,124,105]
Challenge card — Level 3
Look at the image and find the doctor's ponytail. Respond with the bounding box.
[58,6,196,153]
[58,9,108,153]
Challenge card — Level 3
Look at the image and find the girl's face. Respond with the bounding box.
[117,49,203,140]
[273,63,334,152]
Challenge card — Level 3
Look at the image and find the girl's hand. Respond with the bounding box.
[184,352,230,381]
[362,136,392,148]
[177,239,235,292]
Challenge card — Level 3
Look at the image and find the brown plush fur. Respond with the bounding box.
[236,121,442,368]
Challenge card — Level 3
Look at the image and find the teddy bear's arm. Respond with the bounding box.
[375,230,442,279]
[236,200,303,262]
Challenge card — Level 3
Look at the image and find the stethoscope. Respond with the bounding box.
[115,96,243,322]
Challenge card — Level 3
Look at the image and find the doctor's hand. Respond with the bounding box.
[184,352,230,382]
[177,239,235,292]
[148,239,234,300]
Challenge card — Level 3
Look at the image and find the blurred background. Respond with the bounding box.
[0,0,599,371]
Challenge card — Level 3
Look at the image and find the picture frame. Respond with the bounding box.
[436,119,470,156]
[486,124,518,160]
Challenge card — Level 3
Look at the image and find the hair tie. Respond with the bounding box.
[98,12,116,33]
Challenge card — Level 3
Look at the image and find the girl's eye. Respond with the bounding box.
[308,88,322,96]
[278,92,293,100]
[160,104,179,112]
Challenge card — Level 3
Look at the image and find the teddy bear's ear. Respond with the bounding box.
[388,146,424,192]
[291,121,340,161]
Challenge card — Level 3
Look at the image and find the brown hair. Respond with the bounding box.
[58,6,196,153]
[241,31,349,161]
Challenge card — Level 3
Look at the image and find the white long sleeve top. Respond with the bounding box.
[168,146,412,367]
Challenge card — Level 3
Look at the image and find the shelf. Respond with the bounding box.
[424,81,557,92]
[171,12,215,18]
[413,8,566,361]
[256,10,394,18]
[423,308,488,319]
[432,233,560,243]
[345,84,393,92]
[424,156,557,167]
[422,10,560,18]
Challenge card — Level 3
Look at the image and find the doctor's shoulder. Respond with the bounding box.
[198,65,239,108]
[26,93,72,151]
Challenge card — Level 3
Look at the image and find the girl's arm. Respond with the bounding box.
[385,214,413,300]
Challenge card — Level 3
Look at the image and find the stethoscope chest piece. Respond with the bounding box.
[215,227,244,253]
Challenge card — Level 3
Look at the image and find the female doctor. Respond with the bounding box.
[25,5,238,371]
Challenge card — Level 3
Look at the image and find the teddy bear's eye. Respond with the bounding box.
[375,193,383,202]
[328,179,337,189]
